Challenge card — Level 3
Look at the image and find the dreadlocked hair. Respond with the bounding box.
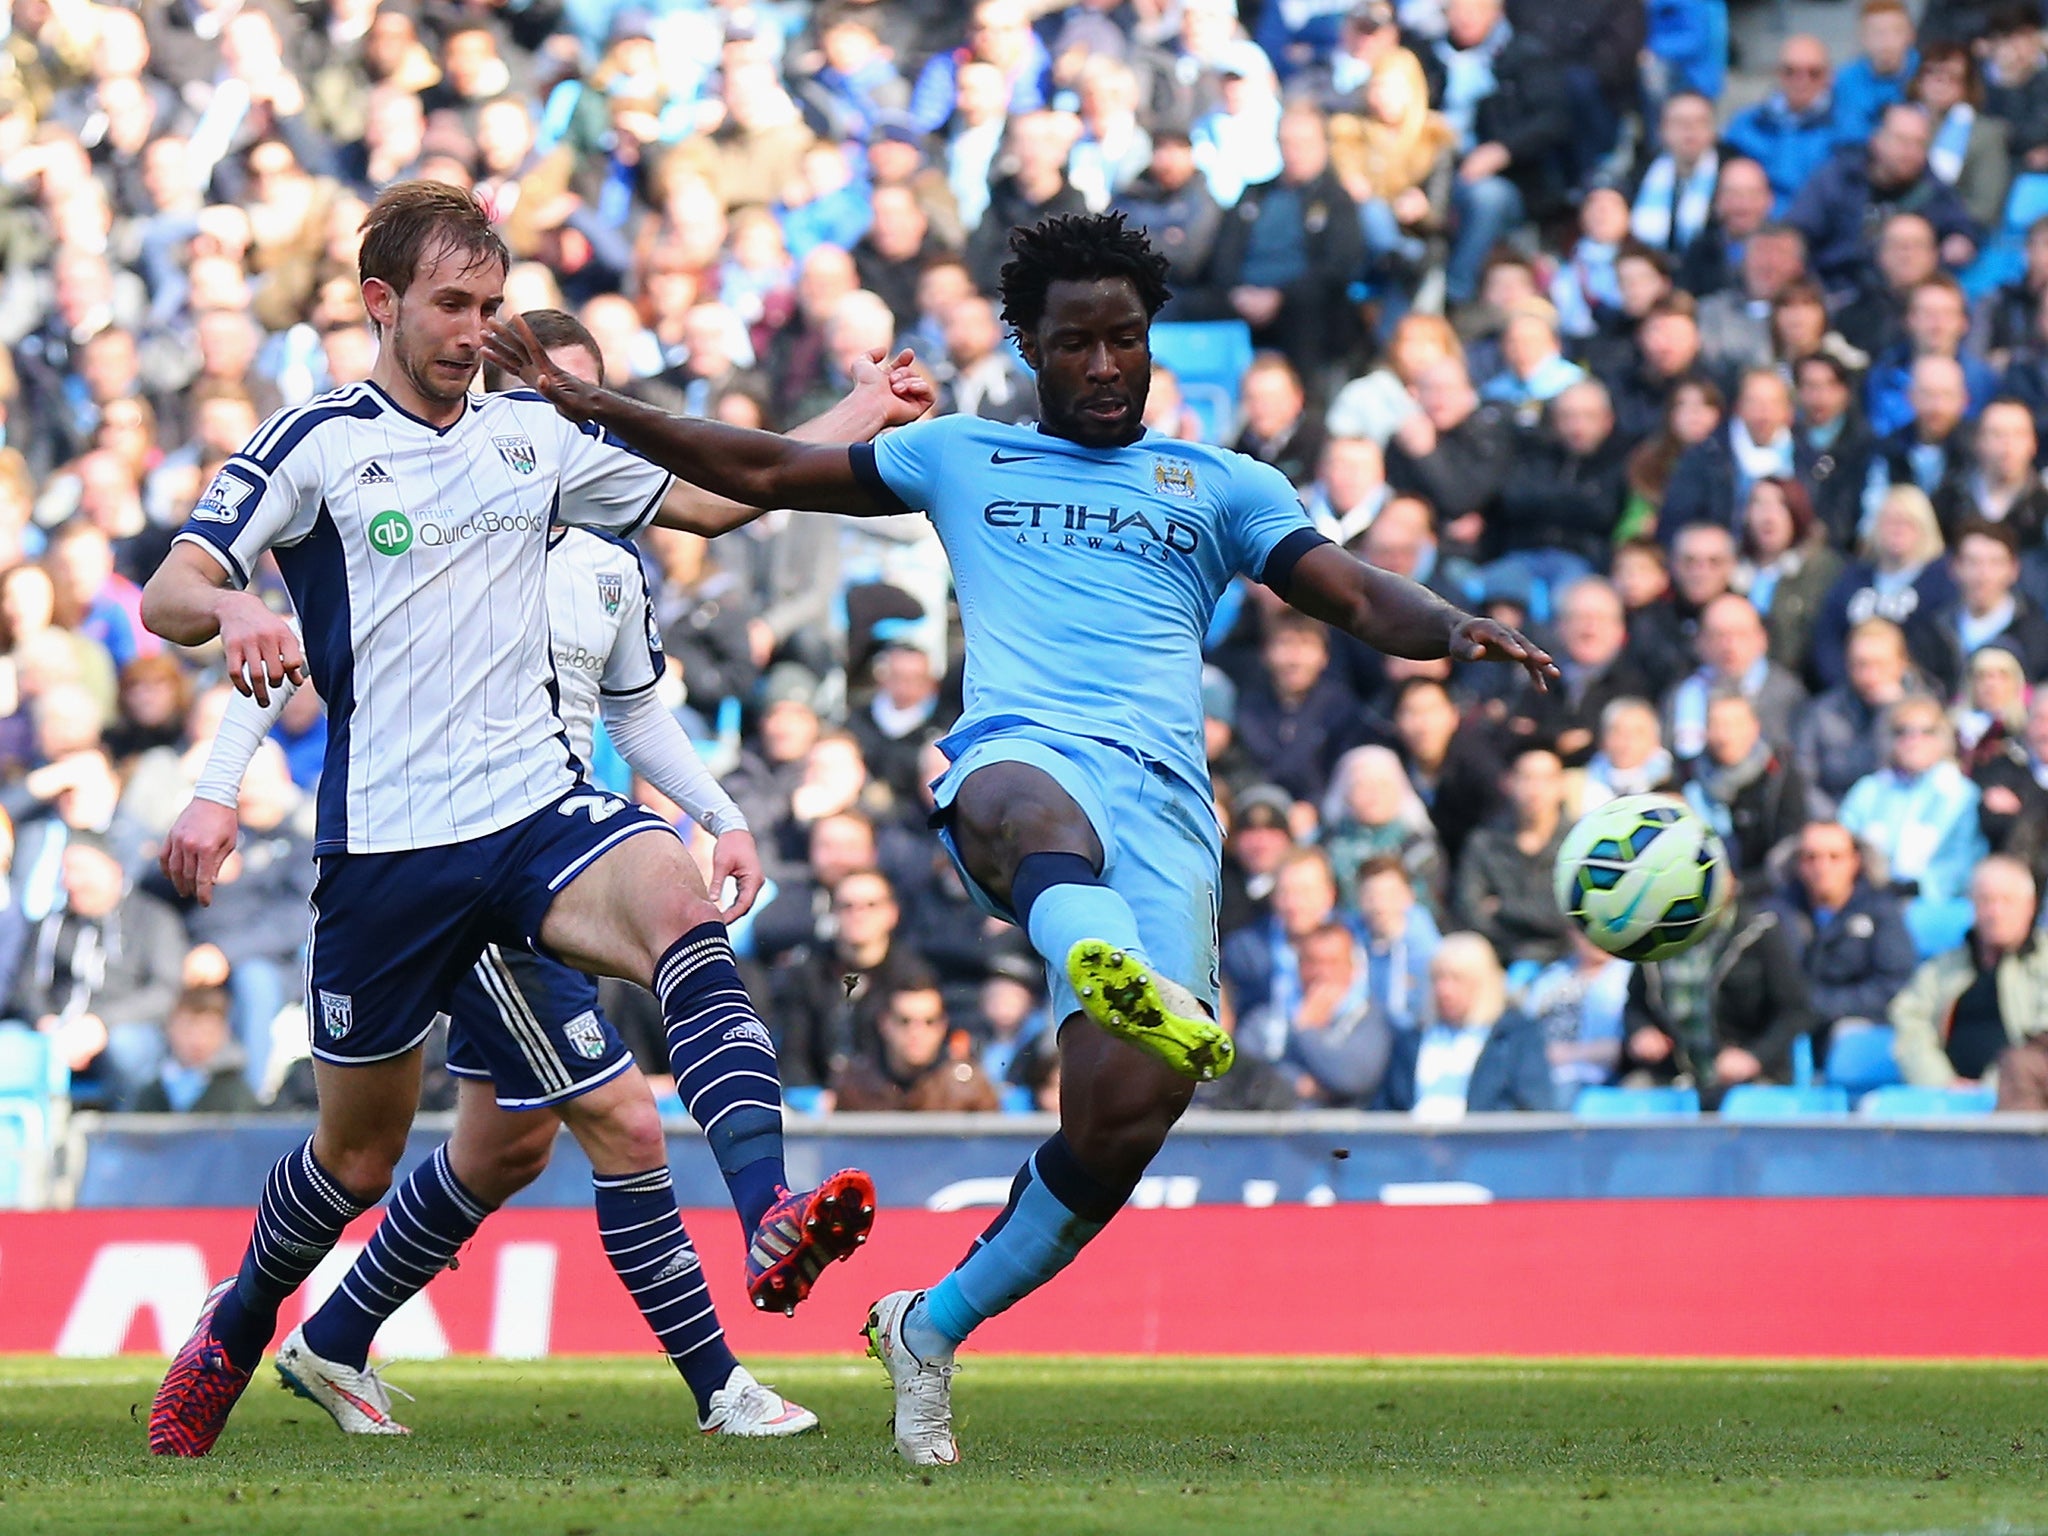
[997,212,1173,337]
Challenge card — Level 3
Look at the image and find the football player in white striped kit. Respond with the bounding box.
[141,183,932,1456]
[160,311,876,1438]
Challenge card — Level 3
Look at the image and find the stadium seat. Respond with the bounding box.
[1858,1085,2000,1119]
[1824,1024,1903,1098]
[1149,321,1254,443]
[0,1024,52,1097]
[0,1103,45,1209]
[1571,1086,1701,1119]
[1717,1085,1851,1120]
[783,1085,829,1116]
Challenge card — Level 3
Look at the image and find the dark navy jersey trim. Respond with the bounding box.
[249,392,384,472]
[849,442,916,514]
[1260,527,1331,598]
[365,379,468,436]
[176,527,249,588]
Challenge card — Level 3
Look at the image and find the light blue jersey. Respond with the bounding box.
[853,415,1318,795]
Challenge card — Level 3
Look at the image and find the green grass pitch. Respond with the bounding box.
[2,1356,2045,1535]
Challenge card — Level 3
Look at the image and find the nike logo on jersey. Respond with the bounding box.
[358,461,393,484]
[989,450,1043,464]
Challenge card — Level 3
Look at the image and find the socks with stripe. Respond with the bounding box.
[211,1140,371,1372]
[654,924,785,1233]
[595,1168,739,1416]
[905,1132,1135,1359]
[1011,851,1150,980]
[300,1145,494,1371]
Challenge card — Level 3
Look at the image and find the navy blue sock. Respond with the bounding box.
[655,923,786,1233]
[301,1145,493,1370]
[595,1168,740,1417]
[212,1141,370,1371]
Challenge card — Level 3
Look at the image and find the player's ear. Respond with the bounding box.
[1014,328,1042,371]
[361,277,398,333]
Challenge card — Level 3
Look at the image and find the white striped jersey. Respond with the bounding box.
[174,381,673,855]
[543,524,662,766]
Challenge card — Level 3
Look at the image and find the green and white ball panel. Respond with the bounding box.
[1552,794,1733,962]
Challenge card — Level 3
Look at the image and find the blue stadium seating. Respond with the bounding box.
[1572,1086,1702,1119]
[1149,321,1254,443]
[1717,1084,1852,1120]
[1824,1025,1904,1098]
[783,1085,829,1117]
[0,1024,51,1097]
[1858,1085,2000,1119]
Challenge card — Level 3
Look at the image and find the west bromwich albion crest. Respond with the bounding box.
[1154,458,1198,499]
[318,990,353,1040]
[493,434,537,475]
[564,1011,608,1060]
[597,572,623,616]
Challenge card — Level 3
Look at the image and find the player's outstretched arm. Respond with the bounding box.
[162,684,288,904]
[142,544,307,705]
[1282,542,1560,692]
[484,315,913,520]
[656,348,935,537]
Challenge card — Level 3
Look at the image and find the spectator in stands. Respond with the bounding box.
[1664,593,1807,762]
[1327,311,1457,445]
[1796,618,1928,815]
[1239,921,1392,1107]
[1766,819,1919,1037]
[1319,745,1443,911]
[830,974,1000,1113]
[1219,782,1297,938]
[1890,854,2048,1089]
[1863,276,1997,442]
[1833,0,1921,148]
[174,740,313,1097]
[1936,399,2048,551]
[1359,495,1483,612]
[1304,436,1389,546]
[1907,42,2012,230]
[1682,692,1811,883]
[1508,577,1651,767]
[1478,300,1584,430]
[770,866,924,1090]
[1427,0,1572,306]
[103,655,191,766]
[1386,356,1512,555]
[1631,91,1722,265]
[1454,746,1573,971]
[1793,354,1876,552]
[1621,377,1724,543]
[971,952,1047,1092]
[10,832,186,1105]
[1207,100,1363,382]
[1734,477,1843,682]
[1622,879,1819,1107]
[1203,666,1263,803]
[1838,213,1940,360]
[1353,854,1440,1032]
[1232,352,1324,488]
[1981,4,2048,170]
[1521,929,1628,1101]
[1329,45,1453,311]
[1236,611,1377,806]
[1660,370,1802,539]
[1491,382,1626,600]
[1549,189,1631,345]
[1909,520,2048,694]
[1813,485,1957,689]
[1792,103,1979,296]
[1723,35,1840,215]
[1391,674,1503,865]
[1840,695,1989,955]
[1954,642,2032,773]
[129,984,257,1113]
[848,641,945,808]
[1971,689,2048,874]
[1680,157,1778,300]
[1377,931,1557,1115]
[1605,293,1708,450]
[1695,225,1808,381]
[1581,696,1679,807]
[1223,846,1341,1017]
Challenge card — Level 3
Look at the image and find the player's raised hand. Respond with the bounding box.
[851,346,934,430]
[1449,615,1561,693]
[710,829,765,921]
[161,798,240,906]
[216,591,304,706]
[484,313,605,423]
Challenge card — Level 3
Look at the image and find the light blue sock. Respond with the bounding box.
[1016,864,1148,980]
[903,1133,1128,1358]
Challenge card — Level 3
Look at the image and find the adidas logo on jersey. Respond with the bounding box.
[357,461,393,485]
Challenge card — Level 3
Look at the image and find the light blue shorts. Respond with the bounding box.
[929,720,1224,1026]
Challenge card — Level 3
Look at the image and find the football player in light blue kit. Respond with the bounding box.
[483,212,1557,1466]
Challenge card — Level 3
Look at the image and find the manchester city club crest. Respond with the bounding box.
[563,1012,608,1060]
[493,434,537,474]
[1154,458,1198,499]
[597,572,622,616]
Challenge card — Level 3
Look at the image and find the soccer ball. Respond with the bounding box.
[1552,794,1733,962]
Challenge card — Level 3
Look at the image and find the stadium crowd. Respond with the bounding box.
[0,0,2045,1124]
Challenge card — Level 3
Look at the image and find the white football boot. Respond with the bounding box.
[698,1365,819,1437]
[274,1325,412,1435]
[863,1290,960,1466]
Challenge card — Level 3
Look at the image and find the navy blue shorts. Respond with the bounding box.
[305,786,676,1066]
[443,945,635,1109]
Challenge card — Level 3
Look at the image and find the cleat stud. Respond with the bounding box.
[1109,950,1125,965]
[784,1306,795,1318]
[860,1204,873,1216]
[1079,986,1092,997]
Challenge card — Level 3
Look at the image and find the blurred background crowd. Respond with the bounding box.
[0,0,2044,1127]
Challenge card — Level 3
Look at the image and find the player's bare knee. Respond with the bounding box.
[563,1085,665,1173]
[321,1141,403,1205]
[488,1124,557,1193]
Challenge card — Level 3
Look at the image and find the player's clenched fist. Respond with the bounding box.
[216,592,305,706]
[161,797,240,906]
